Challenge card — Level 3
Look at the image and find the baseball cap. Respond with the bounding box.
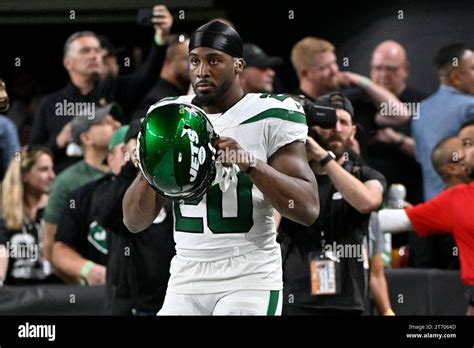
[71,102,123,145]
[315,92,355,119]
[243,43,283,69]
[108,125,129,151]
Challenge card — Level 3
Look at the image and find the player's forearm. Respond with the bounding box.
[248,160,319,226]
[122,174,166,233]
[318,160,382,214]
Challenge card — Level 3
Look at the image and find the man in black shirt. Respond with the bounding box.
[52,174,110,285]
[91,120,175,315]
[28,4,173,173]
[344,41,427,259]
[132,34,190,120]
[279,93,386,315]
[344,40,426,204]
[51,125,130,285]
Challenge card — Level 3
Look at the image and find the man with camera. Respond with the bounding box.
[279,93,387,315]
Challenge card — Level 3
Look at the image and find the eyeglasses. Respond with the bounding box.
[371,65,401,73]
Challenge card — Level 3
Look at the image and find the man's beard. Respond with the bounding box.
[193,77,233,106]
[314,132,351,159]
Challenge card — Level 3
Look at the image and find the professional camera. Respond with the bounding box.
[290,94,337,129]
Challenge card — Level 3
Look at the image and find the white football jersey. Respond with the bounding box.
[148,93,308,293]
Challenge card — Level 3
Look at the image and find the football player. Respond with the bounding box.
[123,21,319,315]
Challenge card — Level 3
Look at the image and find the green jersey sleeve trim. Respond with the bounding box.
[239,108,307,126]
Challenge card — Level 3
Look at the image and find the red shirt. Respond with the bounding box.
[406,181,474,285]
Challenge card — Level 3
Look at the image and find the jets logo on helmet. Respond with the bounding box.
[180,127,207,182]
[137,100,217,201]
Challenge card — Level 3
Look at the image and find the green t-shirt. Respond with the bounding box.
[43,160,106,224]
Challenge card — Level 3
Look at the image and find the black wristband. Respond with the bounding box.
[319,151,335,166]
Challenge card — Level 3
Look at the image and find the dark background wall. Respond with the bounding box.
[0,0,472,99]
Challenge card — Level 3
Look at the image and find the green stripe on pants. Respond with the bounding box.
[267,290,279,316]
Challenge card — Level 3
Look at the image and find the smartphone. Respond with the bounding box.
[137,8,153,27]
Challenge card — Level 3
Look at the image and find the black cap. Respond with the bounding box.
[243,43,283,68]
[189,21,243,57]
[315,92,355,119]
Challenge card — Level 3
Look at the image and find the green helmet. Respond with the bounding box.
[137,100,217,201]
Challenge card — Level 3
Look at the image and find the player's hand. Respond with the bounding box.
[84,263,106,286]
[152,5,173,43]
[213,136,250,171]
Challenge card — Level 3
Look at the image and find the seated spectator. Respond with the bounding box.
[28,4,173,173]
[42,103,120,262]
[379,121,474,315]
[0,146,57,285]
[51,125,129,286]
[240,43,282,94]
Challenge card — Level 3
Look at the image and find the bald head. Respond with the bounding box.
[431,136,469,186]
[373,41,407,63]
[370,40,409,95]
